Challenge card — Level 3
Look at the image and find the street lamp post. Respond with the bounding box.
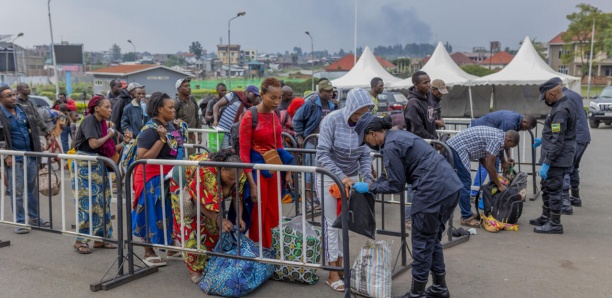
[128,40,136,61]
[48,0,59,97]
[305,31,314,92]
[227,11,246,90]
[5,33,23,82]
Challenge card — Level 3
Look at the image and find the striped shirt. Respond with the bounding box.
[446,126,505,171]
[218,93,241,131]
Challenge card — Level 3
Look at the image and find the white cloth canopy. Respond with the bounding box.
[330,46,401,89]
[473,36,581,92]
[390,41,477,88]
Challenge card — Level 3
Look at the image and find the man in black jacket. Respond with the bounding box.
[531,78,577,234]
[0,86,47,234]
[15,83,51,137]
[111,82,144,133]
[404,71,437,140]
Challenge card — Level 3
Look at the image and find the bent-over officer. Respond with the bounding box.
[352,113,461,298]
[531,78,577,234]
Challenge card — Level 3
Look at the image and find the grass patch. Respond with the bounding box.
[581,85,605,98]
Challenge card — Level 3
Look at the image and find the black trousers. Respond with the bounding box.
[411,191,460,282]
[541,166,567,212]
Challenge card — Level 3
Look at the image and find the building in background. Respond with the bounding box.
[241,49,257,62]
[88,64,191,96]
[217,44,241,65]
[481,51,514,70]
[547,31,612,80]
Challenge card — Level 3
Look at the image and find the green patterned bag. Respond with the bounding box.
[271,216,322,284]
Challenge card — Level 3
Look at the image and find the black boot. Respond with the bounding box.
[396,279,428,298]
[534,213,563,234]
[424,272,450,298]
[570,189,582,207]
[561,192,573,215]
[529,205,550,226]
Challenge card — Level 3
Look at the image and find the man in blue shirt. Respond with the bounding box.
[469,110,537,197]
[0,85,46,234]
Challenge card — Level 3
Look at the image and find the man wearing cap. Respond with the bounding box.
[111,82,144,133]
[120,85,147,136]
[212,85,259,148]
[531,78,577,234]
[352,113,461,298]
[369,77,384,114]
[404,71,438,140]
[430,79,448,129]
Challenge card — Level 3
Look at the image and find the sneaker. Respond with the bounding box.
[461,215,481,228]
[14,227,30,234]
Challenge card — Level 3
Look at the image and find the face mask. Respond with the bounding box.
[544,99,554,107]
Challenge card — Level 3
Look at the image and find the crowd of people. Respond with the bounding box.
[0,70,588,297]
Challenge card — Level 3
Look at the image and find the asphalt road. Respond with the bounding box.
[1,126,612,298]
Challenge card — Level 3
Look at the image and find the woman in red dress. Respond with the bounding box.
[239,78,293,248]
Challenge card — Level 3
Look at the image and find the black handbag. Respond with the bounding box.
[332,192,376,239]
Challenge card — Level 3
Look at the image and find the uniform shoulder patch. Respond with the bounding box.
[551,123,561,133]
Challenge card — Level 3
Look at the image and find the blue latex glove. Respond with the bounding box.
[539,163,550,180]
[353,182,369,193]
[533,138,542,148]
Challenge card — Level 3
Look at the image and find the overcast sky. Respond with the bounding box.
[3,0,611,55]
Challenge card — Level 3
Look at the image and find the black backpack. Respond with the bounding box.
[229,107,279,155]
[480,172,528,224]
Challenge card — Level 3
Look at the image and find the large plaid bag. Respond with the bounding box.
[271,216,322,284]
[350,240,393,298]
[199,230,275,297]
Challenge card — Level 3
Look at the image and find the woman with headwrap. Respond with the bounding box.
[72,95,129,254]
[131,92,188,267]
[169,148,247,283]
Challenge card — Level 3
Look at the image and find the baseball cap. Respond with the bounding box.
[175,77,192,90]
[355,112,377,146]
[431,79,448,94]
[538,77,562,101]
[126,82,144,92]
[245,85,260,96]
[317,79,333,91]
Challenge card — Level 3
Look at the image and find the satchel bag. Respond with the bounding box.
[200,230,275,297]
[332,192,376,239]
[39,166,60,197]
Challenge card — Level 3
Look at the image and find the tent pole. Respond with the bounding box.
[468,84,474,119]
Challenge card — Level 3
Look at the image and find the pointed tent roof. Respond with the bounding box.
[390,42,477,88]
[330,46,400,89]
[473,36,581,92]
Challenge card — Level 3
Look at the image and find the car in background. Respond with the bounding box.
[28,95,53,108]
[377,91,408,115]
[588,86,612,128]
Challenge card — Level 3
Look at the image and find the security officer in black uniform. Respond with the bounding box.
[352,113,461,298]
[531,78,576,234]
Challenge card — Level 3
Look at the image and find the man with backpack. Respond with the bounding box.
[212,85,259,149]
[204,83,227,126]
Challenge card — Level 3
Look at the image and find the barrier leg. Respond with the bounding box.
[0,239,10,248]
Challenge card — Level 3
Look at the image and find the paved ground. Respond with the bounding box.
[1,126,612,298]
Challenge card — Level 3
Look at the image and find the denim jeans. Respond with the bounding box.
[61,124,71,152]
[6,157,39,224]
[451,148,473,219]
[471,157,500,196]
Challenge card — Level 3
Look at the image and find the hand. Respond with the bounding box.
[5,156,12,167]
[533,138,542,148]
[249,182,258,203]
[497,184,507,192]
[539,163,550,180]
[501,160,511,172]
[371,168,377,179]
[297,136,304,148]
[173,119,184,127]
[212,121,218,127]
[107,128,116,138]
[341,177,353,190]
[238,219,246,232]
[157,126,167,141]
[285,173,293,187]
[353,182,369,193]
[220,218,234,233]
[123,130,133,143]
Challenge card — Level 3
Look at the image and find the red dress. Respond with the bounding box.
[239,109,284,248]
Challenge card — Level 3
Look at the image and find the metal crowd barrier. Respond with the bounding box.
[0,149,125,292]
[123,159,352,297]
[188,127,231,147]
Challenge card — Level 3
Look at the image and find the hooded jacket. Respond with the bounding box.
[292,94,336,138]
[404,86,437,140]
[316,88,374,181]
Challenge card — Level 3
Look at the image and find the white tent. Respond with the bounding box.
[330,46,401,89]
[473,36,581,92]
[390,41,477,88]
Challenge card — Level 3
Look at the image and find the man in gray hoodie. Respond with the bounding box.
[315,88,374,292]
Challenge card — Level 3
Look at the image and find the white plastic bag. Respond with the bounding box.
[350,240,393,298]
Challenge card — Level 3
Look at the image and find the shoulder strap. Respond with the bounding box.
[249,106,259,129]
